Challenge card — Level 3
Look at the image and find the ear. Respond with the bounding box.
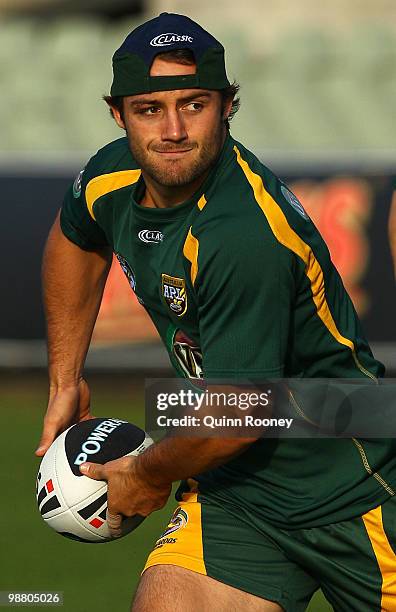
[106,101,126,130]
[222,96,233,122]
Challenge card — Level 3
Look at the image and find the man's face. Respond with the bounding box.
[111,57,232,188]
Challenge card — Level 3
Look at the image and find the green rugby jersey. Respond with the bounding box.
[61,134,396,529]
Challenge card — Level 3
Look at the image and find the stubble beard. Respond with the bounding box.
[127,121,224,188]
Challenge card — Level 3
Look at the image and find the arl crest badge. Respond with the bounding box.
[162,274,187,317]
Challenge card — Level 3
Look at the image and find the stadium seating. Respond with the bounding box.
[1,16,395,153]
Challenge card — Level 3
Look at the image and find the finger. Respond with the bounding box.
[36,414,97,455]
[35,422,61,456]
[106,509,123,539]
[79,462,107,481]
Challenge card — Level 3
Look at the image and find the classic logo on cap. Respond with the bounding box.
[150,33,194,47]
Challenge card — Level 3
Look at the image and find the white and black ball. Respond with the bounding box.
[36,418,153,543]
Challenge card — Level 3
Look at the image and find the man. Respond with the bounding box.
[36,13,396,612]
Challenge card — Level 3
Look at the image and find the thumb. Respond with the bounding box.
[79,462,107,481]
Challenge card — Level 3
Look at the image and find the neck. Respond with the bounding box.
[140,170,211,209]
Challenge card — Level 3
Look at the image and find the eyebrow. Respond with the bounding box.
[128,92,212,107]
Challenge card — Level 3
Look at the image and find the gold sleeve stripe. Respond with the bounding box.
[183,227,199,286]
[85,169,141,220]
[362,505,396,609]
[197,195,207,210]
[234,145,376,378]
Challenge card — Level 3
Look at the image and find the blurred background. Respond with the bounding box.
[0,0,395,610]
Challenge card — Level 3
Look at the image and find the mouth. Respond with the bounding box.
[154,149,194,156]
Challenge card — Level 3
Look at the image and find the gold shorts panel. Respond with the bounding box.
[143,492,206,576]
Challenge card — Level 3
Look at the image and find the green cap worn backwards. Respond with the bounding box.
[110,12,230,96]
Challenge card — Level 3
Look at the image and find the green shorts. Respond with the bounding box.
[144,490,396,611]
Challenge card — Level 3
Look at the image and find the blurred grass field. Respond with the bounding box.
[0,371,331,612]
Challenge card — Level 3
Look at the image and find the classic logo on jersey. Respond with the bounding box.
[162,274,187,317]
[73,169,85,198]
[281,185,310,220]
[138,229,164,244]
[150,33,193,47]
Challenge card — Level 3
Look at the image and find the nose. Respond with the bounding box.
[161,108,187,142]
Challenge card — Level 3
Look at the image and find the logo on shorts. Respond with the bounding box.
[281,185,310,220]
[161,507,189,539]
[162,274,187,317]
[138,229,163,244]
[150,33,194,47]
[154,537,177,548]
[73,169,85,198]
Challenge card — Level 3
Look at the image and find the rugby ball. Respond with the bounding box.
[36,418,153,543]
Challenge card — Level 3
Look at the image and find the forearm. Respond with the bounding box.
[135,436,257,486]
[42,213,112,387]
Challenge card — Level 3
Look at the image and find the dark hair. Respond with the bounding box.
[103,49,240,129]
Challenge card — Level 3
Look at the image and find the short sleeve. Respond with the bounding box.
[196,221,295,378]
[60,167,109,250]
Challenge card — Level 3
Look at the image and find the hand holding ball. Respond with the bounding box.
[36,418,153,543]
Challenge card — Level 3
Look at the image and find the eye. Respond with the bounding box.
[139,106,160,115]
[184,102,203,112]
